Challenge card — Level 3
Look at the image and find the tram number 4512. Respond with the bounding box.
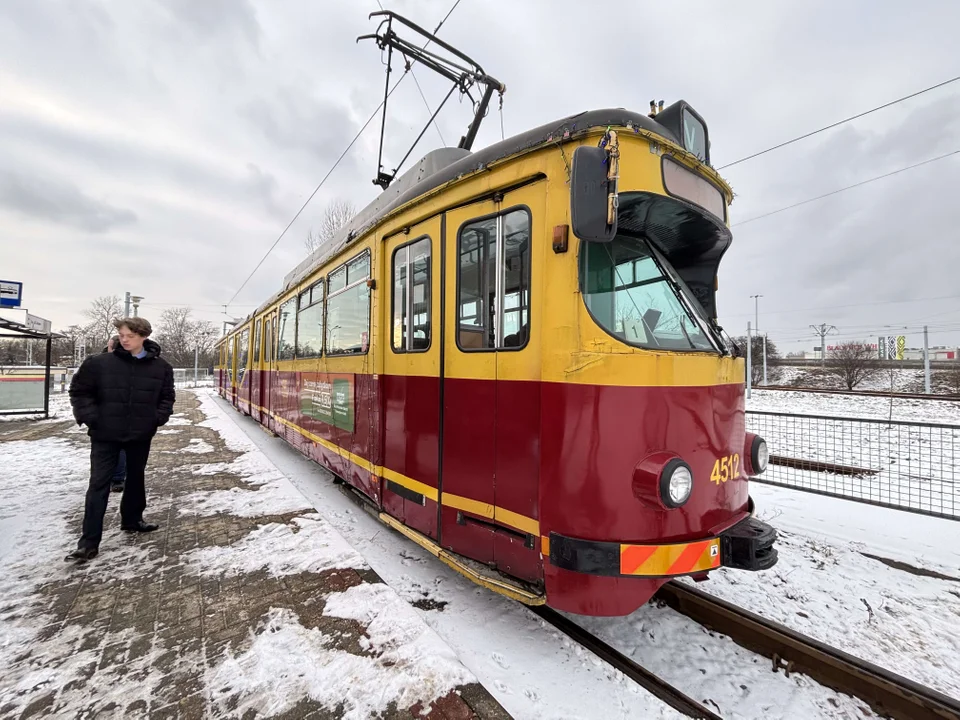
[710,454,741,484]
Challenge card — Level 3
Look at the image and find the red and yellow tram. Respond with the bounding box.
[216,100,777,617]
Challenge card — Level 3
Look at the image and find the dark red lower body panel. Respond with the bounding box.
[219,367,749,615]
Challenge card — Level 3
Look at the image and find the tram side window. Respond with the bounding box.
[457,209,530,351]
[277,297,298,360]
[327,252,371,355]
[392,237,431,352]
[297,279,324,358]
[254,320,261,365]
[238,328,250,382]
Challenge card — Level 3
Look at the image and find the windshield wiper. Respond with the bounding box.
[647,243,728,355]
[679,316,697,350]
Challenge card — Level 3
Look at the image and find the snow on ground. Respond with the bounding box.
[180,437,214,453]
[577,486,960,711]
[185,514,368,578]
[0,436,176,716]
[178,394,321,518]
[673,483,960,699]
[768,366,935,394]
[208,390,910,719]
[0,392,493,719]
[205,603,475,720]
[747,387,960,424]
[702,540,960,697]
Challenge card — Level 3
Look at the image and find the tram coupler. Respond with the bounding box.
[720,514,778,571]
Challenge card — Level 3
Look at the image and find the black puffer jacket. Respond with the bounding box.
[69,339,176,442]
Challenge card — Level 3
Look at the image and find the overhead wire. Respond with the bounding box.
[732,149,959,227]
[718,75,960,170]
[225,0,466,310]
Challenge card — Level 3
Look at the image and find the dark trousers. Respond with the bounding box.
[113,449,127,485]
[79,438,153,550]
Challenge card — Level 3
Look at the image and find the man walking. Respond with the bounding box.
[66,317,175,562]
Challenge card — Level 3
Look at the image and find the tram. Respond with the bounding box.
[216,12,777,616]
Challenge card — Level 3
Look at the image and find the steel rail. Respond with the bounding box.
[657,581,960,720]
[531,606,723,720]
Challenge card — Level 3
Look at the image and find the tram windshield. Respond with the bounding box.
[579,235,720,353]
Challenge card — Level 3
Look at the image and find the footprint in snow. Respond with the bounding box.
[491,652,510,669]
[523,688,540,702]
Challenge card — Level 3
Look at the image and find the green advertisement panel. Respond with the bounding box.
[300,373,355,432]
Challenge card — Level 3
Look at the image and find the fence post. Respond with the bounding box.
[194,346,199,387]
[746,321,752,399]
[923,325,931,394]
[43,336,51,418]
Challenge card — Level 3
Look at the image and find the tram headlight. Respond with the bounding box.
[745,433,768,475]
[660,459,694,508]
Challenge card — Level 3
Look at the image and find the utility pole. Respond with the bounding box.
[124,291,131,317]
[750,294,763,332]
[762,334,768,386]
[810,323,837,367]
[750,294,766,386]
[194,345,199,386]
[923,325,931,394]
[746,321,753,399]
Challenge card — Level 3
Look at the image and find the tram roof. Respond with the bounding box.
[247,107,696,322]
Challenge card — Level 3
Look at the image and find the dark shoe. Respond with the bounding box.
[121,520,159,533]
[65,547,99,562]
[111,484,124,493]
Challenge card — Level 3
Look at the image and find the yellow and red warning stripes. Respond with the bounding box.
[619,538,720,577]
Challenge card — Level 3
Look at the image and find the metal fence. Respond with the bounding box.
[39,368,214,393]
[173,368,215,389]
[746,410,959,520]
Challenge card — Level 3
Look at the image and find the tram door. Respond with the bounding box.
[260,314,274,423]
[251,318,263,423]
[441,185,543,582]
[382,216,443,539]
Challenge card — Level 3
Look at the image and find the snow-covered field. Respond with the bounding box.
[764,365,957,395]
[206,390,960,718]
[747,389,960,518]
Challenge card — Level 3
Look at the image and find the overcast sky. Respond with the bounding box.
[2,0,959,352]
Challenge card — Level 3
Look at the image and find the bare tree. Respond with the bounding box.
[83,295,123,348]
[826,342,881,390]
[154,307,220,367]
[305,199,356,254]
[732,335,783,386]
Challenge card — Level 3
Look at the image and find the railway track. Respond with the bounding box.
[531,605,723,720]
[534,584,960,719]
[656,581,960,720]
[758,385,960,401]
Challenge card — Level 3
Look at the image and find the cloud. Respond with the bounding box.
[0,0,958,352]
[0,170,137,233]
[157,0,261,49]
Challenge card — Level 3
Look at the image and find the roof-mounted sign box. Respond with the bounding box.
[1,280,23,308]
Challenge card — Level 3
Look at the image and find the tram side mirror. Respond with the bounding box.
[570,146,617,242]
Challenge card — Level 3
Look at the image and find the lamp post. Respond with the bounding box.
[130,295,144,317]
